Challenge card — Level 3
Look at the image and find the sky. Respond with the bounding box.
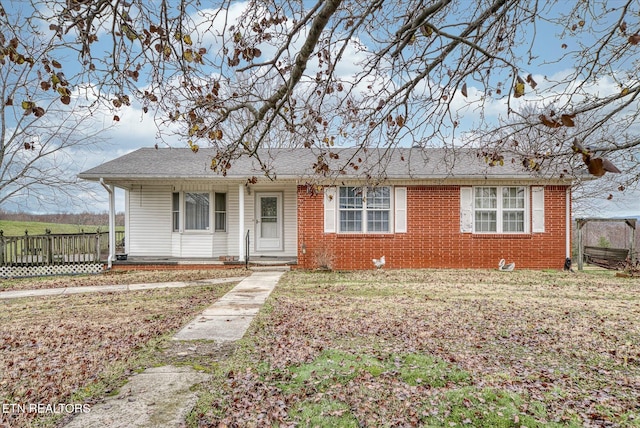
[1,0,639,218]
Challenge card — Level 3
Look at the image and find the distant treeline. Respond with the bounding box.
[0,210,125,226]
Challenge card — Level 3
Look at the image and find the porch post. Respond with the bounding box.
[109,184,115,261]
[577,219,585,271]
[238,184,245,262]
[100,179,116,269]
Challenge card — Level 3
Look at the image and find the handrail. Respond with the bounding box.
[0,230,125,267]
[245,229,250,269]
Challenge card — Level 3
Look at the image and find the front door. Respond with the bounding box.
[256,193,283,251]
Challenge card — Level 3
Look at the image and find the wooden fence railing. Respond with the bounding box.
[0,230,125,267]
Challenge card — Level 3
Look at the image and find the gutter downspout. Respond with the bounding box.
[566,187,571,261]
[100,178,116,270]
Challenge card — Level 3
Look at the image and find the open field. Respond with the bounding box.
[0,220,124,237]
[195,269,640,427]
[0,270,242,428]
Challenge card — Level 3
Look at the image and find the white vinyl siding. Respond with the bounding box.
[282,186,298,256]
[226,188,240,256]
[127,184,296,259]
[127,186,172,256]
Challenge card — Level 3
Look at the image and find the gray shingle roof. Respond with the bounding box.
[78,147,573,183]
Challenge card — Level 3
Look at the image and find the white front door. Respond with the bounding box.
[255,193,283,251]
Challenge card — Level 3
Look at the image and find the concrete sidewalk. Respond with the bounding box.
[63,269,286,428]
[173,269,284,341]
[0,276,248,300]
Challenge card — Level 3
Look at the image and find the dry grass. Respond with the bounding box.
[0,278,238,428]
[197,269,640,427]
[0,268,248,292]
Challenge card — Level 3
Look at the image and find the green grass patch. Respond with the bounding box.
[399,353,471,387]
[290,399,358,427]
[0,220,124,236]
[282,349,387,393]
[424,386,571,428]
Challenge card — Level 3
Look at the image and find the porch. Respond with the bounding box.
[108,255,297,271]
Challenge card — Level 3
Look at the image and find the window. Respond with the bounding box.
[214,193,226,232]
[172,192,180,232]
[474,186,525,233]
[338,186,391,233]
[339,187,363,232]
[185,192,209,230]
[367,187,391,232]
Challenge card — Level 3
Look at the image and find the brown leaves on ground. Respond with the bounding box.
[199,269,640,427]
[0,281,235,427]
[0,268,247,292]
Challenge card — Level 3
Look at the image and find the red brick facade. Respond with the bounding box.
[297,184,570,270]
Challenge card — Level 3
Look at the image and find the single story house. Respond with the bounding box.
[78,147,574,270]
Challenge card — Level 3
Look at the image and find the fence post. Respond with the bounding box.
[0,230,4,266]
[46,229,53,264]
[96,232,101,263]
[24,230,30,266]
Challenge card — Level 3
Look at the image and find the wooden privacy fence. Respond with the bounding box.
[0,230,125,267]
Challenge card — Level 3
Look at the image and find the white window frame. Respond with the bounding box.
[172,191,215,233]
[172,192,180,232]
[337,186,393,234]
[473,186,529,234]
[184,192,211,231]
[214,192,227,232]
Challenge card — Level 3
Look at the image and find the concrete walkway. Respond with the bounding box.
[62,269,286,428]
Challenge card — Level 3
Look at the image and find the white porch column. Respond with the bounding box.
[100,179,116,269]
[238,184,245,261]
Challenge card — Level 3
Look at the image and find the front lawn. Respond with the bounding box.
[0,268,247,292]
[0,278,238,428]
[194,269,640,427]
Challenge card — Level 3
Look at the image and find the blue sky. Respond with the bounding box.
[1,1,638,218]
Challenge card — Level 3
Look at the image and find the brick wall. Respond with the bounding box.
[297,185,570,270]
